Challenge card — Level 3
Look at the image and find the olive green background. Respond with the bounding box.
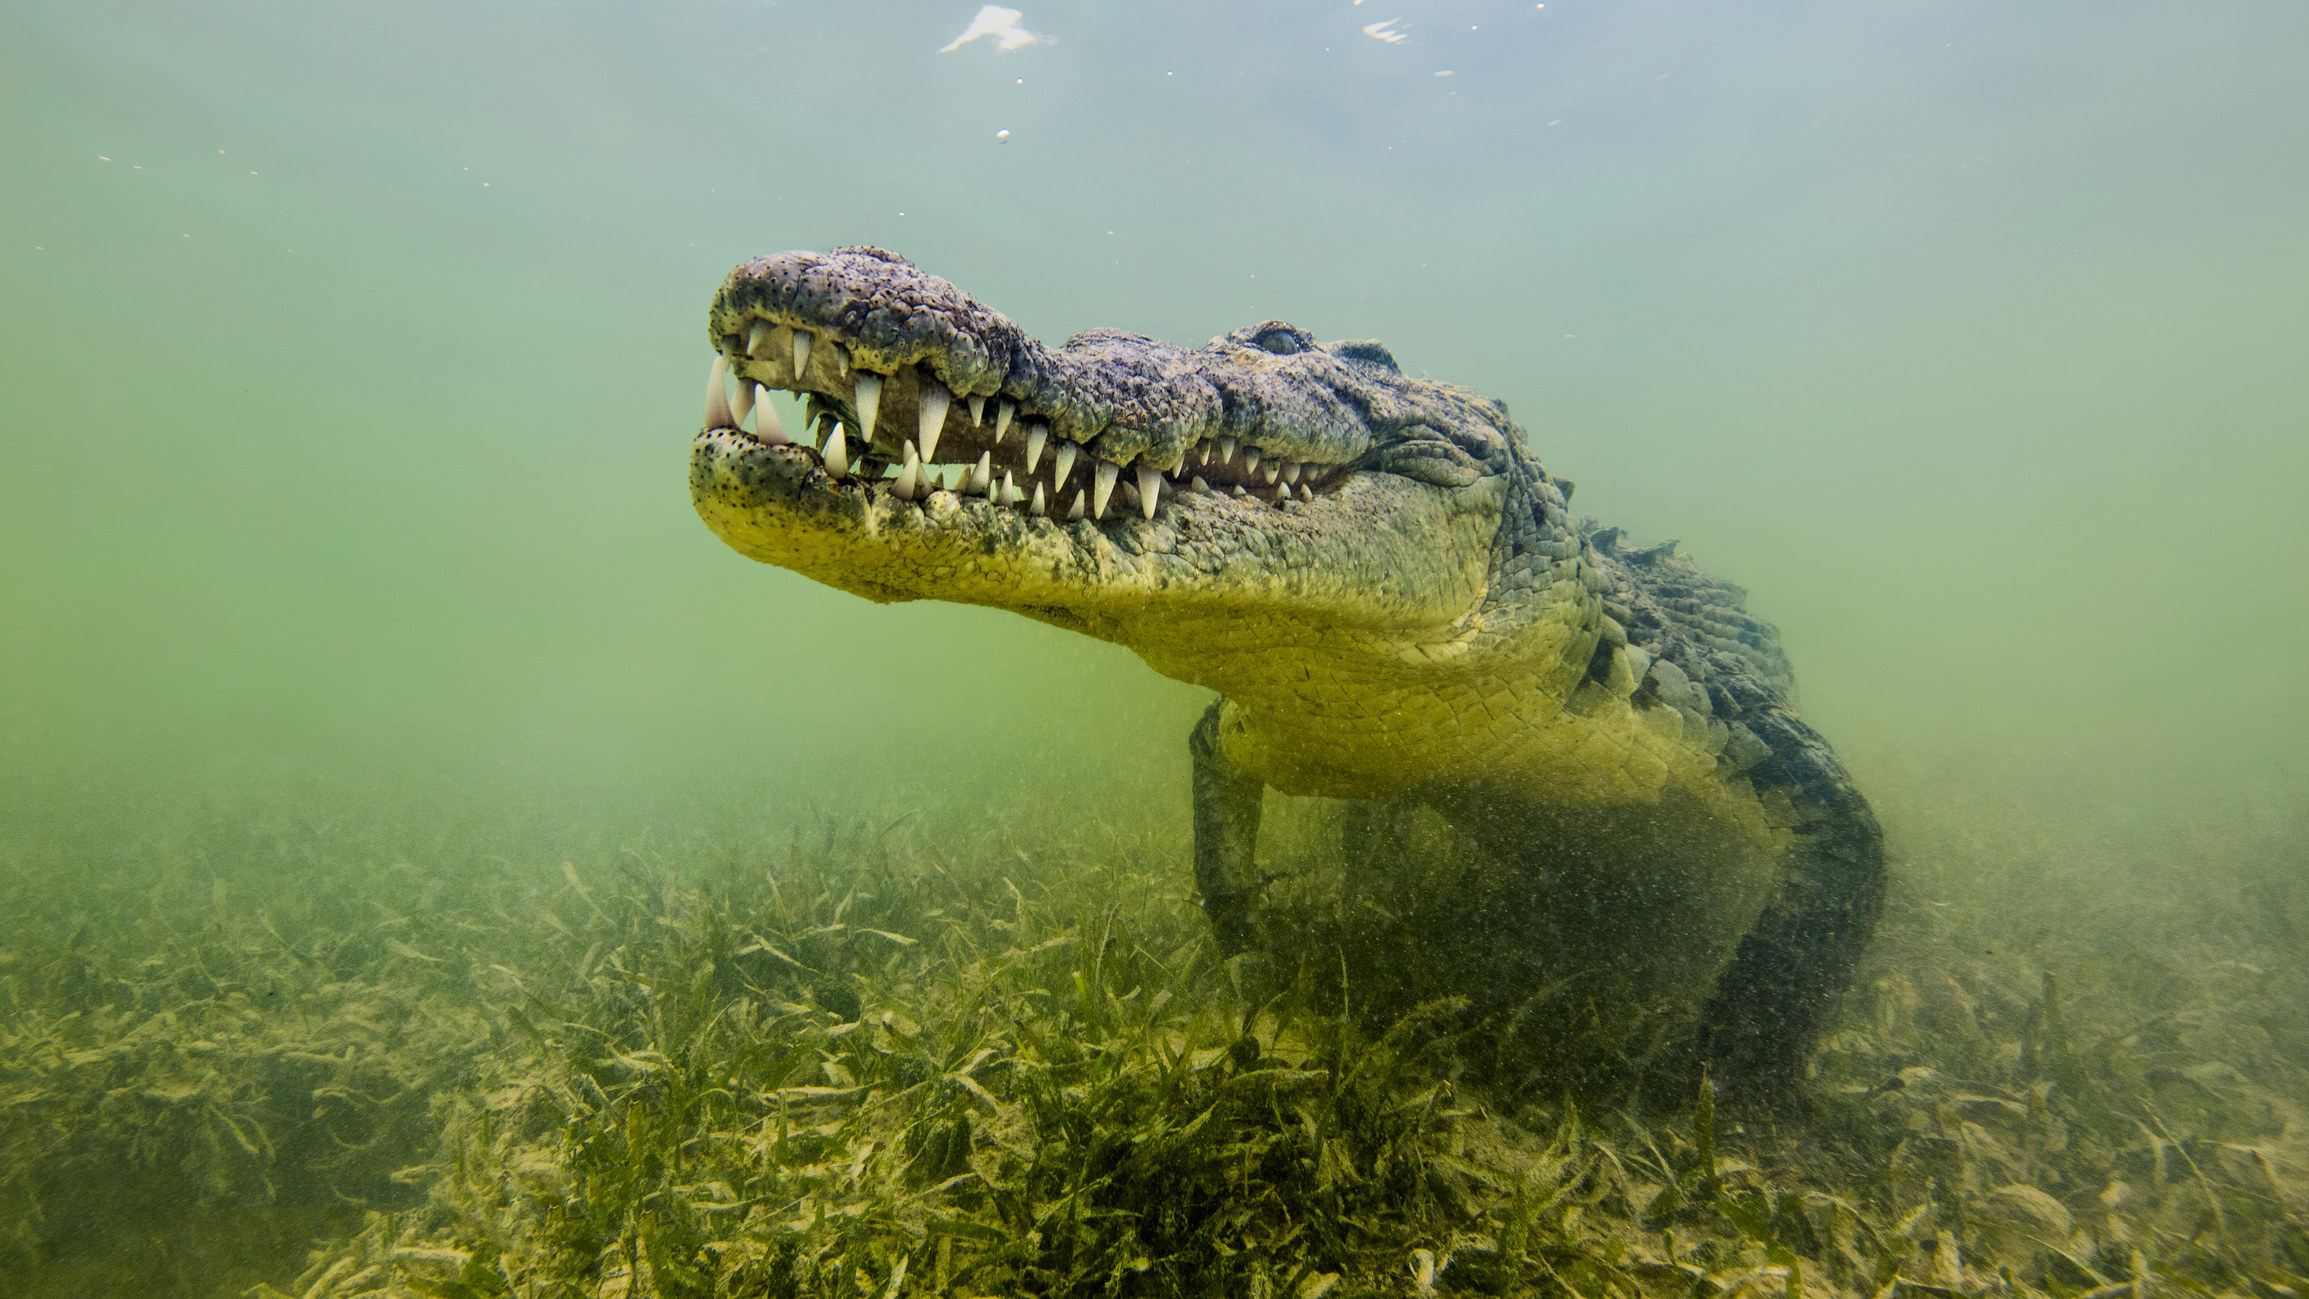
[4,0,2304,867]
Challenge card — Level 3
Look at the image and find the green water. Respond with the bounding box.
[4,2,2305,1294]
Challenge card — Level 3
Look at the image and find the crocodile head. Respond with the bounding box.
[691,247,1593,795]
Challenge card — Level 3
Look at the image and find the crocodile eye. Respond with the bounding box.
[1252,327,1302,356]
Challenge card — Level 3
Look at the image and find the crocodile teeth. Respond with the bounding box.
[822,422,849,478]
[994,400,1015,443]
[1065,488,1085,521]
[792,330,812,380]
[894,442,921,499]
[917,378,951,462]
[1024,423,1047,473]
[967,394,985,427]
[746,381,789,442]
[1189,442,1206,467]
[968,451,993,496]
[1091,461,1119,519]
[705,354,735,428]
[1136,466,1163,519]
[1191,475,1210,493]
[1231,484,1248,499]
[1052,440,1077,486]
[731,376,755,425]
[854,372,883,442]
[1297,482,1314,503]
[1243,446,1262,475]
[747,320,773,358]
[1029,482,1046,516]
[832,342,848,376]
[999,469,1021,506]
[1284,461,1303,484]
[1216,436,1237,465]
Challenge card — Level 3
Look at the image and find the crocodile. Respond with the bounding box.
[687,246,1884,1104]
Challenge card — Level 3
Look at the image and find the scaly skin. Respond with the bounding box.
[688,247,1884,1104]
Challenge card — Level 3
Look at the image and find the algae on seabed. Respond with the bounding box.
[4,806,2304,1298]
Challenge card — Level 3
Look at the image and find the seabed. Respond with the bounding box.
[2,811,2302,1298]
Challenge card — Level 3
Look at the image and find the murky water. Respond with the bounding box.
[4,2,2304,1294]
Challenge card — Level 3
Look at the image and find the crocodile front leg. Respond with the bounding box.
[1189,698,1265,956]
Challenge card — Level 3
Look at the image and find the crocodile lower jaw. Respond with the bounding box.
[689,417,1370,607]
[689,422,1492,652]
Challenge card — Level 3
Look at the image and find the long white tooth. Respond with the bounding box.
[893,448,918,500]
[1065,488,1085,521]
[967,394,985,427]
[1243,446,1261,474]
[1052,440,1077,485]
[1284,461,1303,484]
[822,422,849,478]
[1297,482,1315,503]
[994,400,1015,443]
[1191,475,1210,494]
[1216,436,1237,465]
[854,372,883,442]
[1091,461,1119,519]
[1272,482,1290,504]
[747,320,773,358]
[1137,466,1162,520]
[1262,462,1280,485]
[999,469,1020,505]
[1189,442,1205,467]
[705,354,735,428]
[731,376,756,426]
[970,451,993,496]
[1025,424,1048,473]
[832,343,849,376]
[792,330,813,381]
[1029,482,1046,516]
[749,382,791,442]
[917,378,951,462]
